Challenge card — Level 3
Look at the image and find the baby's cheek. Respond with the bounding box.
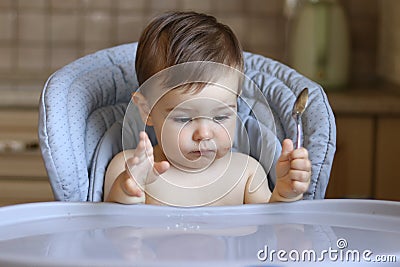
[216,144,232,158]
[177,130,190,145]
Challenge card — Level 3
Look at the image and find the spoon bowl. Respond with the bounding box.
[293,88,309,148]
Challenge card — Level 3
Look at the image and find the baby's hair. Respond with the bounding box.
[135,11,244,89]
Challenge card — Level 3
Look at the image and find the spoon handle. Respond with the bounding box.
[296,114,302,149]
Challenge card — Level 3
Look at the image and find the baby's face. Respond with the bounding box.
[150,83,238,171]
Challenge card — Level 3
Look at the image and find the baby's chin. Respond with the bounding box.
[168,149,232,172]
[168,157,215,172]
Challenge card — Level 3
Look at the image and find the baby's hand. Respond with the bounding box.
[273,139,311,202]
[121,131,170,199]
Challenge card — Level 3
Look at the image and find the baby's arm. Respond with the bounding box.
[104,131,169,204]
[269,139,311,202]
[104,150,144,204]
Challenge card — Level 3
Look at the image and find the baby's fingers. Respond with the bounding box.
[153,161,170,176]
[120,174,143,197]
[126,156,139,167]
[134,140,146,161]
[290,147,309,160]
[291,180,309,194]
[288,169,311,195]
[290,158,312,172]
[125,156,149,187]
[145,161,170,185]
[288,169,310,183]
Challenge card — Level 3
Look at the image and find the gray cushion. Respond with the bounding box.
[39,43,336,202]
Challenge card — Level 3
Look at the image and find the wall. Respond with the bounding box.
[339,0,379,85]
[0,0,379,95]
[378,0,400,86]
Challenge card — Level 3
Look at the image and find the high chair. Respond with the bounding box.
[38,43,336,202]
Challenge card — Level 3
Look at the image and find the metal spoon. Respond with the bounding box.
[293,88,309,149]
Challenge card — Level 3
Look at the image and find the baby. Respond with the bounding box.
[104,11,311,207]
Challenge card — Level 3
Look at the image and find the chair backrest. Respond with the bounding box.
[39,43,336,202]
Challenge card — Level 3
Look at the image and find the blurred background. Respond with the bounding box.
[0,0,383,93]
[0,0,399,205]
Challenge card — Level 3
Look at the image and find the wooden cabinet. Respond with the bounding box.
[375,118,400,200]
[0,109,53,206]
[326,117,374,198]
[326,87,400,201]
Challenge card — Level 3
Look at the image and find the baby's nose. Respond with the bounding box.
[192,118,213,141]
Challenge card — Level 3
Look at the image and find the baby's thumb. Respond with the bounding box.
[279,139,294,161]
[153,161,170,175]
[146,161,170,185]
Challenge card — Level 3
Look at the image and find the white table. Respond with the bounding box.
[0,199,399,266]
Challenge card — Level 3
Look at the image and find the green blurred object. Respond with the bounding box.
[289,0,350,89]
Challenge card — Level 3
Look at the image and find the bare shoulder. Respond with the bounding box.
[111,149,135,165]
[230,152,267,182]
[228,152,270,204]
[230,153,270,204]
[104,149,135,198]
[230,152,262,169]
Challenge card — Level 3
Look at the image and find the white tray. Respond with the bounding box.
[0,199,399,267]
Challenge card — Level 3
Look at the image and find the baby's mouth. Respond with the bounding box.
[190,150,216,156]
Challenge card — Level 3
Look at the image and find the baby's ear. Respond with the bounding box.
[132,92,153,126]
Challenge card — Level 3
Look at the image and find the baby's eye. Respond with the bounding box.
[173,117,192,123]
[213,115,229,122]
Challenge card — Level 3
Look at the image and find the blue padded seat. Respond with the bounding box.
[39,43,336,202]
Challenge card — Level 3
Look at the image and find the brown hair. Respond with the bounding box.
[135,11,244,86]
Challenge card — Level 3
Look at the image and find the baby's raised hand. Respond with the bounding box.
[273,139,311,202]
[121,131,170,199]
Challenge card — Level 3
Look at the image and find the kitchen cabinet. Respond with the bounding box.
[0,109,53,206]
[375,118,400,200]
[326,117,374,198]
[325,85,400,201]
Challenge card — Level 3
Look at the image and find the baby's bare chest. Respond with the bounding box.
[145,160,250,207]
